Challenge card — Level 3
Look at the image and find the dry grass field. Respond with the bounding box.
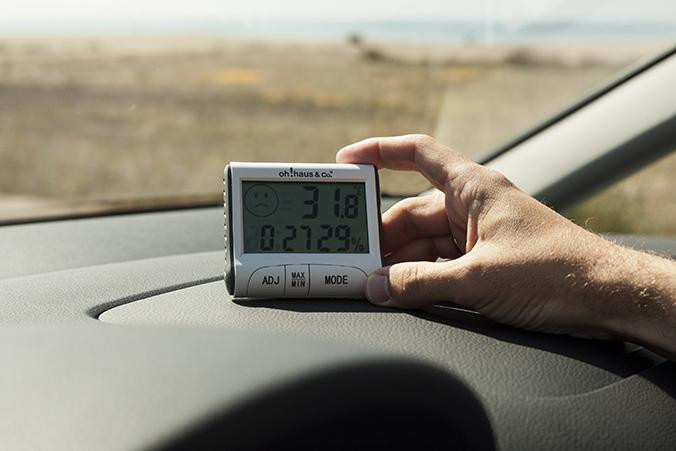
[0,37,673,235]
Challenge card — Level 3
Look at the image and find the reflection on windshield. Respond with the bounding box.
[0,2,674,225]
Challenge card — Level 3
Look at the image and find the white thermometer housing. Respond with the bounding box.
[224,162,383,298]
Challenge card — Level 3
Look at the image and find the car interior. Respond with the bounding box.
[1,4,675,450]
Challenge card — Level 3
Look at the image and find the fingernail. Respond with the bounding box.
[366,274,390,305]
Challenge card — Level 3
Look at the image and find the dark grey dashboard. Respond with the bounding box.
[1,207,675,450]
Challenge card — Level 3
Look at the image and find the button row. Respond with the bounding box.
[247,265,367,298]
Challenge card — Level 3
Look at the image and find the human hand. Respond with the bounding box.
[337,135,676,357]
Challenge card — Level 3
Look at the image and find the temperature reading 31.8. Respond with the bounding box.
[242,181,369,254]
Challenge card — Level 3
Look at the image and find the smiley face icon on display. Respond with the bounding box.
[244,183,279,217]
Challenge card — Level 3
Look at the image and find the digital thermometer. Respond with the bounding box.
[224,162,383,298]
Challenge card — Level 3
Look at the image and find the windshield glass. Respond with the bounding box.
[1,1,675,224]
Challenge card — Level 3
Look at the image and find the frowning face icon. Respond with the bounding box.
[244,184,279,217]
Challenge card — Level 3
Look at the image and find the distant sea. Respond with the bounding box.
[3,19,676,43]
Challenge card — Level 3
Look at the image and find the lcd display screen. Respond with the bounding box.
[242,181,369,253]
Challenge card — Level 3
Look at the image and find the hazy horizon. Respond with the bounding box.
[2,19,676,43]
[2,0,676,37]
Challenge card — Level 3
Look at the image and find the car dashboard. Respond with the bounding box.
[1,206,675,450]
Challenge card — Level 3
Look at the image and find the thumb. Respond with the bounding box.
[365,257,481,309]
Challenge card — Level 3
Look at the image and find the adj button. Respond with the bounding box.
[248,266,285,297]
[309,265,367,297]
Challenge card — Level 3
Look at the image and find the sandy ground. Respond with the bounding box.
[0,37,673,234]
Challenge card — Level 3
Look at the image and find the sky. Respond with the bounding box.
[1,0,675,34]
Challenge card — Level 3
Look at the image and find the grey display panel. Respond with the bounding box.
[242,181,369,254]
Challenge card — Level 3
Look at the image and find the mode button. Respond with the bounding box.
[309,265,367,297]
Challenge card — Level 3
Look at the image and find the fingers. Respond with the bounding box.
[384,236,461,265]
[381,194,451,255]
[336,134,470,191]
[365,257,482,309]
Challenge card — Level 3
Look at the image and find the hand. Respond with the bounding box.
[337,135,676,358]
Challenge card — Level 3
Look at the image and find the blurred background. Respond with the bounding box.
[0,0,674,234]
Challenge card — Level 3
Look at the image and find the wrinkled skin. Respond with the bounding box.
[337,134,676,360]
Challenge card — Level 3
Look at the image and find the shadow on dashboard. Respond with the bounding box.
[157,358,495,451]
[234,296,670,395]
[418,304,672,393]
[233,297,398,313]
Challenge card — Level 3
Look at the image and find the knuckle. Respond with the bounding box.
[453,166,513,201]
[453,259,488,295]
[391,264,423,300]
[396,196,423,211]
[445,161,481,194]
[454,161,481,179]
[409,133,436,149]
[461,257,486,277]
[386,197,422,222]
[483,168,513,190]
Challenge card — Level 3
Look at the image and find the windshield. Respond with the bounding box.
[1,1,675,226]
